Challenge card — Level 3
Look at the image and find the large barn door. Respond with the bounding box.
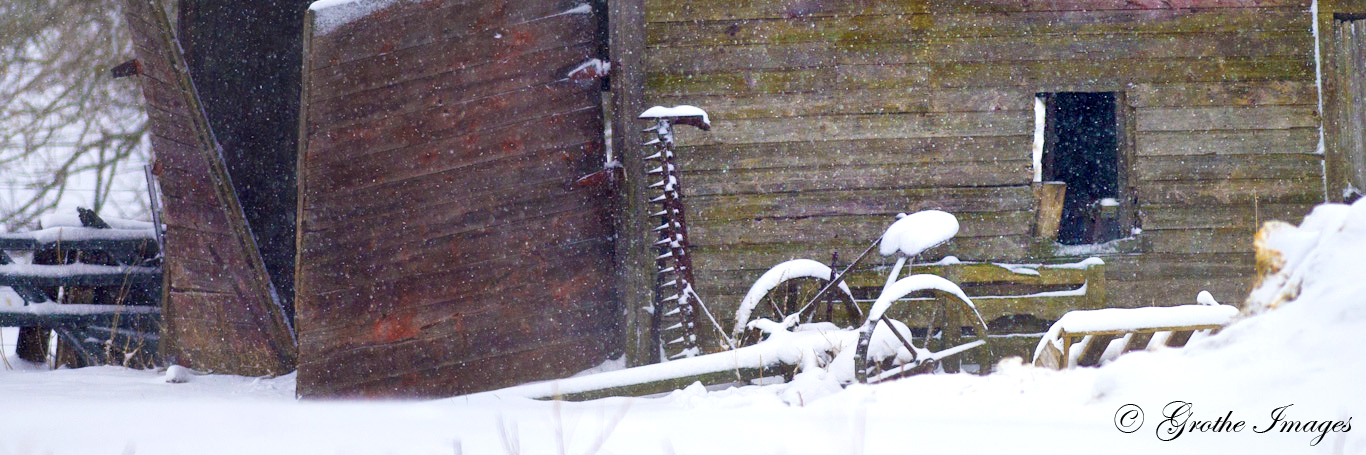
[295,1,614,397]
[1333,17,1366,202]
[120,0,297,375]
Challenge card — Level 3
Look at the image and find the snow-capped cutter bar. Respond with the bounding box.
[638,106,711,361]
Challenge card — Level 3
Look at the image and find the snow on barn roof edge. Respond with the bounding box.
[308,0,400,35]
[308,0,593,35]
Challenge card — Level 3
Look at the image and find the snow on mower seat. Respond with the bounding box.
[1032,292,1239,369]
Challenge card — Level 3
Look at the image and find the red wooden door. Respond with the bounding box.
[295,0,615,397]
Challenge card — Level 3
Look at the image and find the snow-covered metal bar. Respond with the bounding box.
[0,227,158,255]
[0,303,160,329]
[0,263,160,288]
[475,328,839,401]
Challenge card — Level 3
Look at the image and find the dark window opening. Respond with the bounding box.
[1041,92,1127,245]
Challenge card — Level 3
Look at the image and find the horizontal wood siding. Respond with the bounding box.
[122,0,297,375]
[643,0,1322,325]
[296,0,614,398]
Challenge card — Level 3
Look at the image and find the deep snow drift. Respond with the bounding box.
[2,201,1364,454]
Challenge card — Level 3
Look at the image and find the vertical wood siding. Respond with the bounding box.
[1332,19,1366,197]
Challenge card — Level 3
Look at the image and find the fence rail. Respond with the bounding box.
[0,209,161,368]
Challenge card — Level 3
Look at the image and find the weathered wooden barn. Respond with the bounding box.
[121,0,297,376]
[112,0,1366,397]
[649,0,1327,310]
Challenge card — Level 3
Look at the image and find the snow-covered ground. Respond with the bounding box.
[3,200,1364,454]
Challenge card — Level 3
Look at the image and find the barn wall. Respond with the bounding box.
[642,0,1324,323]
[121,0,298,375]
[178,0,309,323]
[295,0,617,397]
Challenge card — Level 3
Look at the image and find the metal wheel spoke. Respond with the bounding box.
[919,304,941,350]
[884,320,918,363]
[766,299,785,321]
[740,275,862,352]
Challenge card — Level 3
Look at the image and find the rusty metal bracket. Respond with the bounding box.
[110,59,143,79]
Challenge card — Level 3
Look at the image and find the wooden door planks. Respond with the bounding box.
[306,80,602,167]
[302,331,615,398]
[307,44,599,131]
[301,205,613,298]
[296,0,615,397]
[300,240,615,344]
[307,10,598,101]
[309,0,587,70]
[121,0,296,375]
[301,143,604,229]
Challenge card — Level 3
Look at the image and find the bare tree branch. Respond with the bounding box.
[1,0,150,231]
